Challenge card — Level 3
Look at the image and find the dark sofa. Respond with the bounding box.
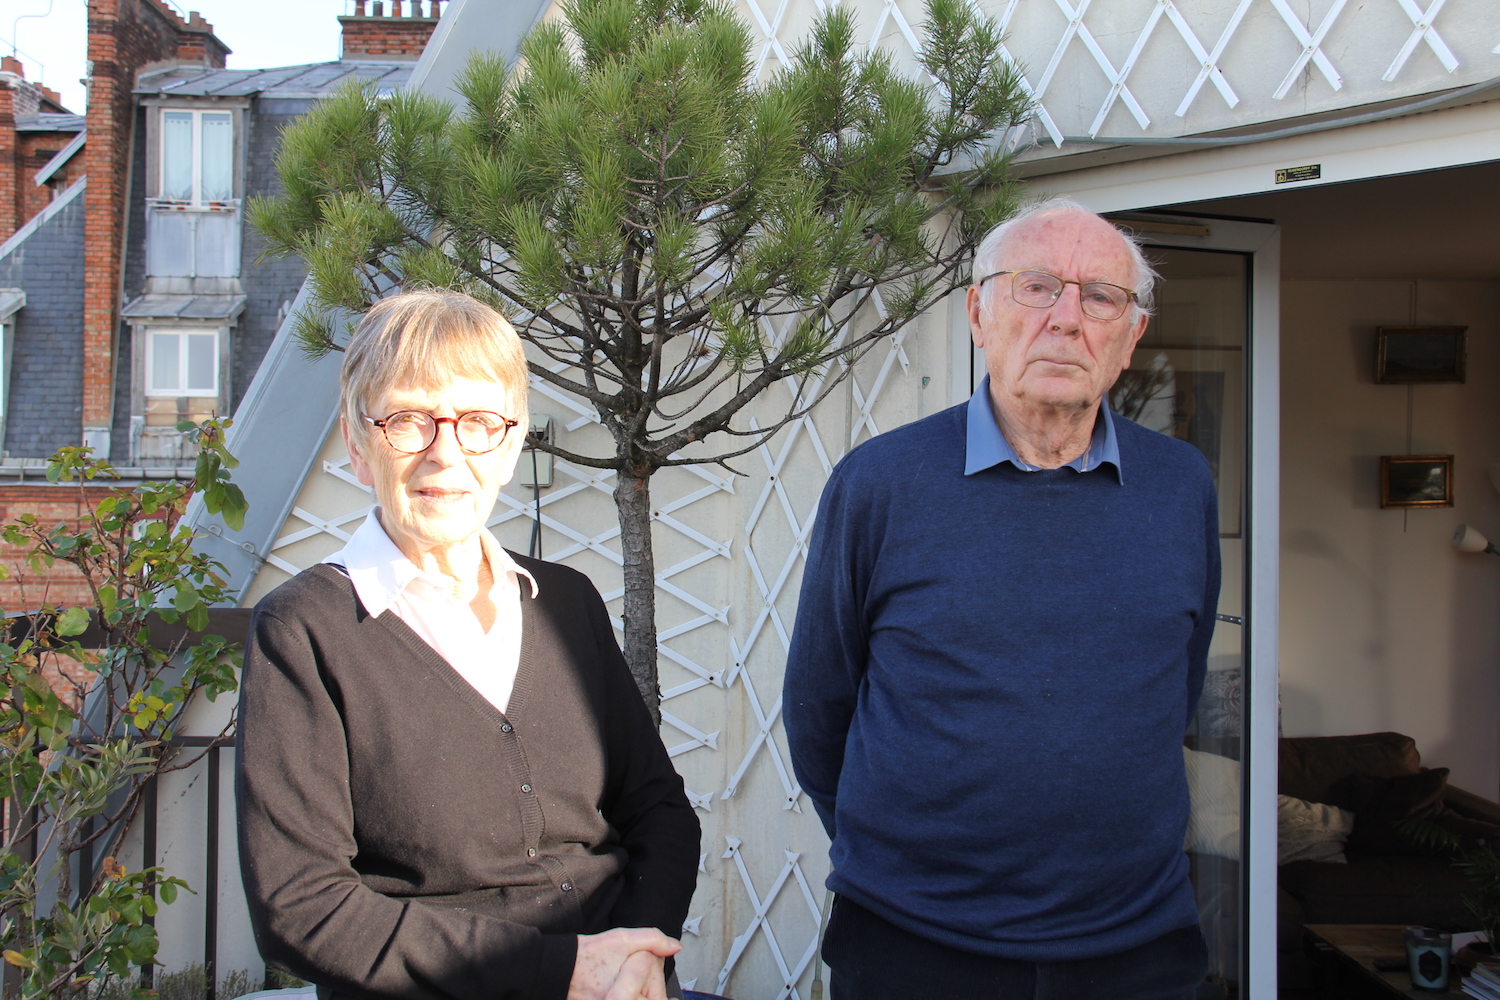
[1278,732,1500,988]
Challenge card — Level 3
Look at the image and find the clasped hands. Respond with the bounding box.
[568,927,682,1000]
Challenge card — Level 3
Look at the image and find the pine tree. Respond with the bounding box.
[249,0,1031,719]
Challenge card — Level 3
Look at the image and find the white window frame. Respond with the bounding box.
[0,290,23,457]
[145,327,221,397]
[158,108,236,207]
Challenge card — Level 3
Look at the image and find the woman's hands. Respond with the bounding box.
[568,927,682,1000]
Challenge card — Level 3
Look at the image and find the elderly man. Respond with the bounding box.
[783,199,1219,999]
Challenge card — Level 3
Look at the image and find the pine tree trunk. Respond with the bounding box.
[614,467,661,725]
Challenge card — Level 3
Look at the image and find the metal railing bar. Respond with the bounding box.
[142,779,158,990]
[205,747,220,1000]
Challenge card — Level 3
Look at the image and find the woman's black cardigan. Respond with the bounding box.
[235,556,700,1000]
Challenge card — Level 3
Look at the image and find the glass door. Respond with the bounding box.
[1127,220,1280,1000]
[1113,245,1248,996]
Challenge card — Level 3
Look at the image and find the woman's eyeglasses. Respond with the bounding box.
[364,410,520,456]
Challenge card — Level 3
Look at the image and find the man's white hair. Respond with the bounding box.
[972,196,1159,318]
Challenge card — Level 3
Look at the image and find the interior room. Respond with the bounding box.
[1157,160,1500,994]
[1174,161,1500,800]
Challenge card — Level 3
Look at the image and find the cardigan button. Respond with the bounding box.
[527,848,537,857]
[501,723,513,733]
[560,882,574,892]
[521,783,533,793]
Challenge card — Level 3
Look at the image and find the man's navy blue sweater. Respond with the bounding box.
[783,401,1220,962]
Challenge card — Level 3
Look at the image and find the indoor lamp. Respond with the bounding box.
[1452,524,1500,557]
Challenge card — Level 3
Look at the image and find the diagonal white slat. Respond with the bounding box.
[867,0,924,56]
[992,0,1065,148]
[1170,0,1252,117]
[744,0,796,77]
[1269,0,1349,100]
[1034,0,1152,133]
[716,840,822,998]
[1087,0,1170,138]
[270,505,370,550]
[1382,0,1458,81]
[661,709,720,758]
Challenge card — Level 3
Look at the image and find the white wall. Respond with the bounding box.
[1279,279,1500,798]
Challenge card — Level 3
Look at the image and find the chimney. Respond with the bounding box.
[37,84,65,112]
[175,10,231,68]
[0,70,17,242]
[340,0,440,61]
[1,56,23,78]
[81,0,231,457]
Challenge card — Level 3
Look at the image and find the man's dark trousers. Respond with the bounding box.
[823,897,1209,1000]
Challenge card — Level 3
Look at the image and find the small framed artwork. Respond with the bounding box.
[1380,455,1454,509]
[1376,326,1467,383]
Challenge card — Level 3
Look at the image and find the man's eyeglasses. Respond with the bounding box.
[364,410,520,455]
[976,270,1139,322]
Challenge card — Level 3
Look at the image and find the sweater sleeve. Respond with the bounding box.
[235,606,577,1000]
[1184,473,1222,726]
[583,577,701,939]
[782,462,870,840]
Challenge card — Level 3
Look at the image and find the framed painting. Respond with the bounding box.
[1376,327,1466,384]
[1380,455,1454,509]
[1112,347,1243,536]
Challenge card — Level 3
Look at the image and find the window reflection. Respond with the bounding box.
[1115,246,1248,996]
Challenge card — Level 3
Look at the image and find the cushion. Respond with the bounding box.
[1184,747,1240,860]
[1346,768,1448,855]
[1278,795,1354,864]
[1280,733,1420,806]
[1344,768,1500,856]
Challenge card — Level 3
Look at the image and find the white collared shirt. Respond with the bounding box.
[324,511,538,715]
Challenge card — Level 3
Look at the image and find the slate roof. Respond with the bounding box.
[135,60,414,100]
[121,292,247,321]
[14,113,85,133]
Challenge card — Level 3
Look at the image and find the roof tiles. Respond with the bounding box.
[135,60,413,100]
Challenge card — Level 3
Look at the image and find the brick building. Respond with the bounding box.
[0,0,437,615]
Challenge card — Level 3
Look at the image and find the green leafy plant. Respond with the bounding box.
[248,0,1032,717]
[1398,817,1500,945]
[0,420,247,998]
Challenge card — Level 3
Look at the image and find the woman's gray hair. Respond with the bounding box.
[972,196,1160,318]
[340,289,529,438]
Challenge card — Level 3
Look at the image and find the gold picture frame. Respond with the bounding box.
[1380,455,1454,509]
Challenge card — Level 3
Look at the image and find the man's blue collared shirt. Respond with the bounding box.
[963,374,1123,481]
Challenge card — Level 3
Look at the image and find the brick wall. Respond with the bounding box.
[0,483,114,708]
[18,133,81,229]
[0,59,77,247]
[82,0,229,444]
[0,485,108,613]
[0,61,19,243]
[340,1,440,60]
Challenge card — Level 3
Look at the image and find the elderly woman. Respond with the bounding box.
[236,289,700,1000]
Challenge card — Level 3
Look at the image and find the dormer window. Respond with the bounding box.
[160,109,234,205]
[147,329,219,396]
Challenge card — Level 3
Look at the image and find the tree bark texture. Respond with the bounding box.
[613,468,661,725]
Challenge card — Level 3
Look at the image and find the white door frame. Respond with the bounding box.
[1131,218,1281,999]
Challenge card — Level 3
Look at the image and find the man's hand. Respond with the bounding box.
[568,927,681,1000]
